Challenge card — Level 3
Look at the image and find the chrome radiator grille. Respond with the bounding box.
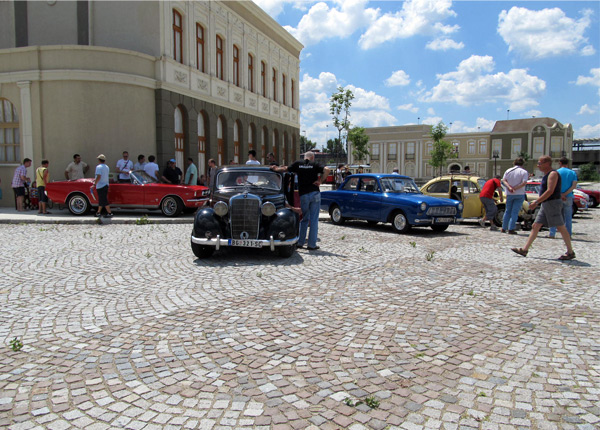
[230,195,260,239]
[426,206,457,216]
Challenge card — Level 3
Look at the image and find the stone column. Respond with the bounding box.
[17,81,34,165]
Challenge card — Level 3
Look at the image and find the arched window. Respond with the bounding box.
[291,79,295,109]
[247,124,254,151]
[196,23,205,72]
[216,35,224,80]
[248,54,254,93]
[261,127,267,163]
[173,10,183,64]
[0,99,20,163]
[217,116,225,166]
[233,121,240,164]
[198,112,207,176]
[272,68,277,101]
[233,45,240,87]
[282,74,287,106]
[174,106,185,169]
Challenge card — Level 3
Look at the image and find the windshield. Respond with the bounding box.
[477,178,486,189]
[130,170,158,185]
[380,177,421,194]
[525,184,540,193]
[216,171,282,191]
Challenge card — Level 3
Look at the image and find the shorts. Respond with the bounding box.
[13,187,25,197]
[97,185,109,207]
[38,186,48,203]
[480,197,497,219]
[535,199,564,228]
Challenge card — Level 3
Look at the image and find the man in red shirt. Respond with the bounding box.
[479,175,503,230]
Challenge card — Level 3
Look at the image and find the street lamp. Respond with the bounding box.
[492,149,499,176]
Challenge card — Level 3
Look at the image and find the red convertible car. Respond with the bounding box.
[577,186,599,208]
[46,171,209,217]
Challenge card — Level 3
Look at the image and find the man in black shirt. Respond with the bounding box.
[272,151,329,250]
[161,159,182,184]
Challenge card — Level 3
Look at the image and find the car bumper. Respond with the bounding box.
[412,217,458,225]
[191,235,298,251]
[185,198,209,207]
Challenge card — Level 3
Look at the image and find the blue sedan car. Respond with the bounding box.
[321,174,463,233]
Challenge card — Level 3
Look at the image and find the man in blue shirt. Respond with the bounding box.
[91,154,113,217]
[549,157,578,238]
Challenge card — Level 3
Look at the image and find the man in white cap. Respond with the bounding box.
[91,154,113,217]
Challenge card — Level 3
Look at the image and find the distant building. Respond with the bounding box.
[0,1,302,205]
[572,138,600,173]
[358,118,573,179]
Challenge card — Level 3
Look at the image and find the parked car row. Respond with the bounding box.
[526,180,590,215]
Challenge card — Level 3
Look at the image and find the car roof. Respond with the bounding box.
[430,174,483,180]
[348,173,413,180]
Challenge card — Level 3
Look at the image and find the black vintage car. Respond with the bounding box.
[191,166,299,258]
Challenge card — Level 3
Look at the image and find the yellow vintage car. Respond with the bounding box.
[421,174,534,228]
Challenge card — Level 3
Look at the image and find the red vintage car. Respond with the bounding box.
[46,170,209,217]
[577,186,599,208]
[526,181,588,215]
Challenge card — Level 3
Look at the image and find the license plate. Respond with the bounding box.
[436,217,454,223]
[229,239,263,248]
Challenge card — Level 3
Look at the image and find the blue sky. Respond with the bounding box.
[254,0,600,148]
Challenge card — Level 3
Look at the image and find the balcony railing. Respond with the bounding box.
[405,153,415,160]
[387,154,397,160]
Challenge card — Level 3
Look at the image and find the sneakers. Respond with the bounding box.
[94,212,102,217]
[558,251,576,260]
[478,218,486,227]
[511,247,528,257]
[105,213,114,218]
[507,230,517,235]
[296,243,304,249]
[307,245,320,251]
[490,225,499,231]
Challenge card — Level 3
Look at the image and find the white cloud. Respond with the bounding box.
[284,0,378,47]
[581,45,596,56]
[397,103,419,113]
[359,0,458,49]
[578,104,597,115]
[385,70,411,87]
[253,0,309,19]
[423,55,546,111]
[497,7,593,60]
[525,110,542,118]
[577,123,600,138]
[575,68,600,95]
[427,107,436,115]
[422,116,443,126]
[426,37,464,51]
[299,71,397,145]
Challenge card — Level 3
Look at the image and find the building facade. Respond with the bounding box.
[359,118,573,180]
[0,1,302,205]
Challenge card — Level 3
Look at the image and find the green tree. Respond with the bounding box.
[428,122,457,176]
[326,138,344,157]
[348,126,370,163]
[578,162,600,181]
[517,151,531,161]
[330,86,354,162]
[300,135,317,154]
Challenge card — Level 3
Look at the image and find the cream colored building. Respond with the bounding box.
[0,1,302,206]
[360,118,573,180]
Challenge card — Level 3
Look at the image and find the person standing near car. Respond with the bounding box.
[162,159,182,184]
[116,151,133,183]
[335,164,344,188]
[64,154,89,180]
[207,158,217,187]
[91,154,113,217]
[36,159,51,214]
[548,157,578,239]
[134,154,146,171]
[246,150,260,165]
[479,175,503,230]
[144,155,159,180]
[184,157,198,185]
[12,158,31,212]
[271,151,329,250]
[512,155,575,260]
[501,157,529,234]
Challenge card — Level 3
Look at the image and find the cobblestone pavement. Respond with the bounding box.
[1,209,599,430]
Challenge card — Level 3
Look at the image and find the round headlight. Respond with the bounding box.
[458,202,464,211]
[420,202,428,212]
[261,202,276,217]
[214,201,228,217]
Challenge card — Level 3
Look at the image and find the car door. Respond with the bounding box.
[353,177,382,220]
[424,180,450,199]
[108,178,143,207]
[461,180,483,218]
[339,177,359,216]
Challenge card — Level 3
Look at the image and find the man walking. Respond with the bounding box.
[479,175,503,230]
[271,151,329,250]
[501,157,529,234]
[548,157,578,238]
[91,154,113,217]
[64,154,89,180]
[12,158,32,212]
[184,157,198,185]
[511,155,575,260]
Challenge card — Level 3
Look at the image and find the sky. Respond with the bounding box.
[253,0,600,148]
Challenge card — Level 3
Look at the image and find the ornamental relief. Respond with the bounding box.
[291,112,297,121]
[234,93,243,103]
[273,107,279,115]
[217,87,226,98]
[174,70,187,84]
[261,102,269,112]
[283,110,288,119]
[197,79,208,91]
[249,99,256,108]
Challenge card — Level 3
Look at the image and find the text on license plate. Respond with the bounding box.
[229,239,263,248]
[435,217,454,223]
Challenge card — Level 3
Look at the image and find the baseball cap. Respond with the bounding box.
[169,158,176,163]
[97,154,106,161]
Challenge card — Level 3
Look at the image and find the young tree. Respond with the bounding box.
[428,122,456,176]
[348,126,370,163]
[325,138,344,158]
[330,86,354,163]
[300,135,317,154]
